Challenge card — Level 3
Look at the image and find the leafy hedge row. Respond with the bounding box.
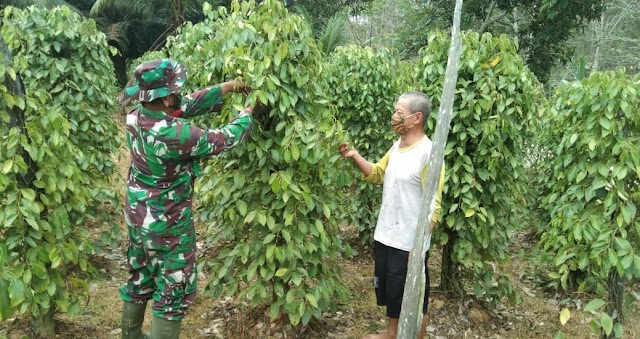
[0,5,120,335]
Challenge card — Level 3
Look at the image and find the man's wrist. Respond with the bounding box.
[221,81,234,95]
[237,108,252,118]
[352,151,362,162]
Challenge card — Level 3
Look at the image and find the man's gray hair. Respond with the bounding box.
[399,91,431,128]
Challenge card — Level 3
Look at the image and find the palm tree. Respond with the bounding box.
[292,5,351,55]
[0,0,76,10]
[0,0,152,86]
[318,12,350,55]
[88,0,211,86]
[87,0,163,86]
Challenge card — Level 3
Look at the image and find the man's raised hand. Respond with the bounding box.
[338,142,358,159]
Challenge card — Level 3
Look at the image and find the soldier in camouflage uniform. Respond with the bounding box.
[119,59,254,339]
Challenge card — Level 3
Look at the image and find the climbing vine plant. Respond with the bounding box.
[0,6,120,337]
[161,0,350,326]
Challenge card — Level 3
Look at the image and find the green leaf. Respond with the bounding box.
[281,229,291,243]
[50,252,62,269]
[266,246,276,261]
[315,220,324,234]
[614,237,632,252]
[323,205,331,219]
[449,203,459,213]
[569,134,578,145]
[583,299,606,313]
[268,74,281,86]
[305,294,318,308]
[52,116,63,130]
[244,211,257,223]
[236,200,248,216]
[285,290,294,304]
[613,323,623,338]
[46,281,56,297]
[559,308,570,326]
[269,302,281,319]
[621,203,636,224]
[2,160,14,174]
[263,234,276,244]
[275,268,288,277]
[589,319,600,335]
[284,212,294,226]
[0,279,16,320]
[290,143,300,160]
[600,313,613,336]
[608,249,618,266]
[613,166,627,180]
[576,171,587,183]
[8,279,25,307]
[257,213,267,226]
[464,209,475,217]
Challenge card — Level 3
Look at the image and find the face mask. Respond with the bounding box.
[391,112,418,135]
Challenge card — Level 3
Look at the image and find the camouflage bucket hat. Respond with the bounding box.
[125,59,187,102]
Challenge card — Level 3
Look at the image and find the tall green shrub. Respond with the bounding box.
[538,69,640,338]
[161,0,349,326]
[0,6,120,337]
[325,46,408,243]
[414,31,545,305]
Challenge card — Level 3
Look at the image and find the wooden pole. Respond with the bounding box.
[397,0,464,337]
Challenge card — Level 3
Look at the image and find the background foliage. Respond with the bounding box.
[0,0,638,337]
[537,69,640,337]
[158,0,351,326]
[351,0,605,83]
[0,5,120,336]
[414,30,545,305]
[324,45,407,243]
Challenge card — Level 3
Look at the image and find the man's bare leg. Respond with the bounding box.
[364,317,399,339]
[418,313,428,339]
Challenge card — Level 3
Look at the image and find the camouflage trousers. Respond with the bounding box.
[120,204,197,321]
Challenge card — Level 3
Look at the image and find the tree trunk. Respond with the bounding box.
[111,50,128,88]
[591,13,605,72]
[2,31,52,336]
[1,43,26,132]
[602,269,624,339]
[440,228,462,295]
[0,35,37,189]
[31,307,55,339]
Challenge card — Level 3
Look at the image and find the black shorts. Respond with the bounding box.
[373,241,430,319]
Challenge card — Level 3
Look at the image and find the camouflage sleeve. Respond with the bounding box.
[178,85,224,118]
[174,111,253,160]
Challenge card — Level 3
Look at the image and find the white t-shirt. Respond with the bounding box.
[370,137,438,252]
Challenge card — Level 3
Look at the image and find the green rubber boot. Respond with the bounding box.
[150,316,181,339]
[121,302,150,339]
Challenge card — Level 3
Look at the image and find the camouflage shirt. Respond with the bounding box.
[125,86,252,232]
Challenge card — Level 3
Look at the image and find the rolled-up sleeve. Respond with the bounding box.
[363,150,390,184]
[172,111,253,160]
[420,164,445,223]
[178,86,224,118]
